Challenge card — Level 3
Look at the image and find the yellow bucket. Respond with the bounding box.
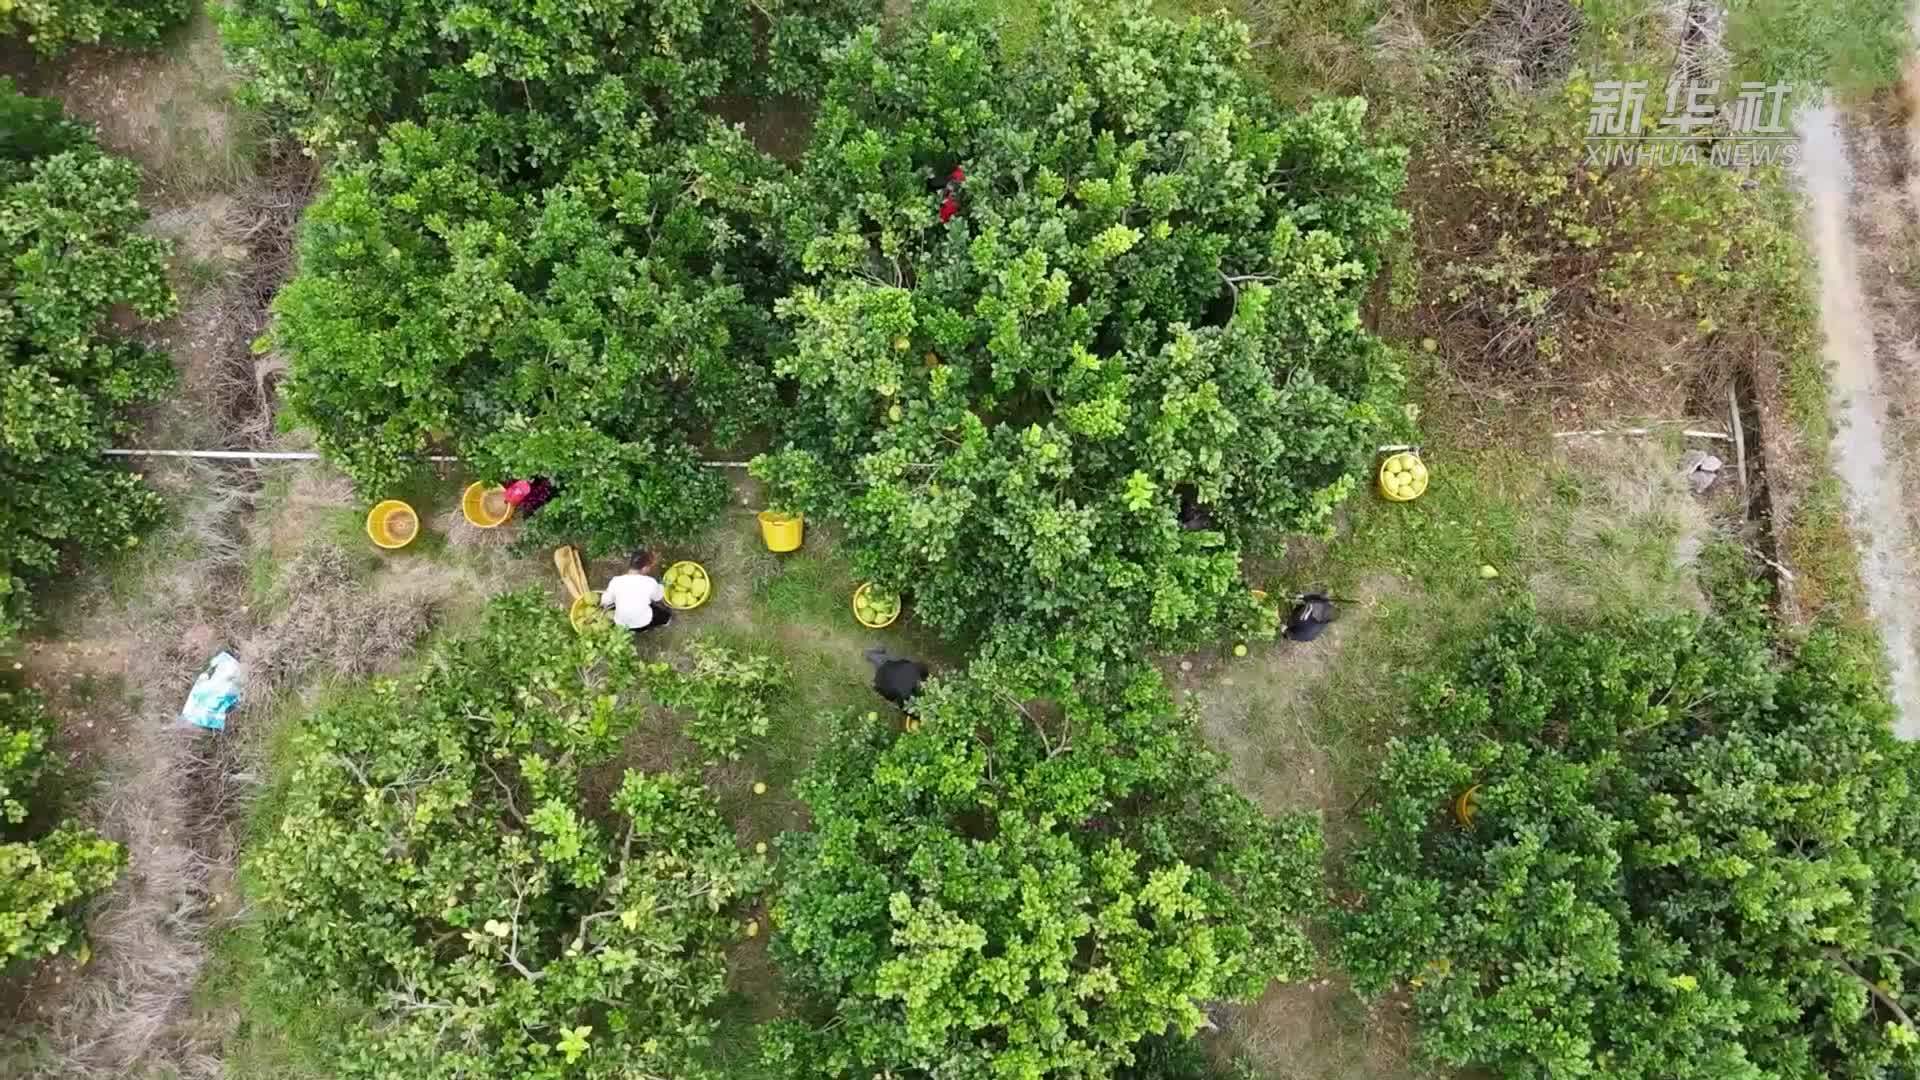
[461,482,513,528]
[1378,452,1430,502]
[365,500,419,549]
[758,511,804,553]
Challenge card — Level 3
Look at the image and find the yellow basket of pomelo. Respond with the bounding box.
[570,592,608,633]
[853,583,901,629]
[662,561,711,610]
[366,500,419,549]
[1378,451,1429,502]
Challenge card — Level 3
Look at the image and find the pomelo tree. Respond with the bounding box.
[766,656,1323,1078]
[1340,600,1920,1079]
[0,82,174,643]
[273,114,788,549]
[250,593,775,1078]
[753,0,1408,663]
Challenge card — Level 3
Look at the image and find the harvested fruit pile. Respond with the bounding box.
[853,583,901,627]
[663,561,711,609]
[1379,453,1429,501]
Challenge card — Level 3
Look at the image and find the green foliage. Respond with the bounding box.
[0,688,123,965]
[249,591,771,1079]
[767,656,1323,1078]
[275,116,783,544]
[1339,601,1920,1080]
[216,0,756,153]
[758,0,881,98]
[1724,0,1909,92]
[218,0,878,153]
[0,81,174,644]
[2,0,189,55]
[647,637,788,764]
[1428,73,1813,371]
[757,0,1406,662]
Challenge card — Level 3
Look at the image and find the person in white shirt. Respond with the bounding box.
[601,549,673,633]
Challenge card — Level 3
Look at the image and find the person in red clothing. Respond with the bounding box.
[937,164,965,223]
[503,477,555,515]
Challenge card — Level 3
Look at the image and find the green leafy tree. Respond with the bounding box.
[766,656,1323,1078]
[756,0,881,98]
[274,115,785,547]
[1,688,123,965]
[250,592,771,1079]
[216,0,756,153]
[1339,602,1920,1080]
[754,0,1406,662]
[2,0,189,55]
[0,81,174,644]
[218,0,877,153]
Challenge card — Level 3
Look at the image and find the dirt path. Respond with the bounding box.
[1795,102,1920,734]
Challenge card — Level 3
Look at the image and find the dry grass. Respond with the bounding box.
[1212,977,1428,1080]
[1455,0,1581,91]
[6,461,258,1080]
[434,504,520,552]
[238,543,446,707]
[44,12,269,199]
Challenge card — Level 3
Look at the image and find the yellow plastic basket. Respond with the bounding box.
[570,592,607,633]
[365,500,419,549]
[757,511,804,552]
[461,482,513,528]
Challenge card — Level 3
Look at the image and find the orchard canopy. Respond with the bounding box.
[262,0,1407,652]
[1340,601,1920,1080]
[768,654,1323,1078]
[756,1,1408,660]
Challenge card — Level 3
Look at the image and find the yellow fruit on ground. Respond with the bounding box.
[745,920,760,937]
[755,841,768,854]
[1233,644,1248,657]
[753,781,768,795]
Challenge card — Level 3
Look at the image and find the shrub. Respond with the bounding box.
[249,592,771,1078]
[2,0,190,55]
[1425,74,1812,378]
[754,0,1406,662]
[765,656,1323,1078]
[0,81,174,644]
[0,688,123,965]
[1339,603,1920,1079]
[274,116,784,546]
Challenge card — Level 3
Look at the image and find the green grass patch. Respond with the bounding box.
[194,921,360,1080]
